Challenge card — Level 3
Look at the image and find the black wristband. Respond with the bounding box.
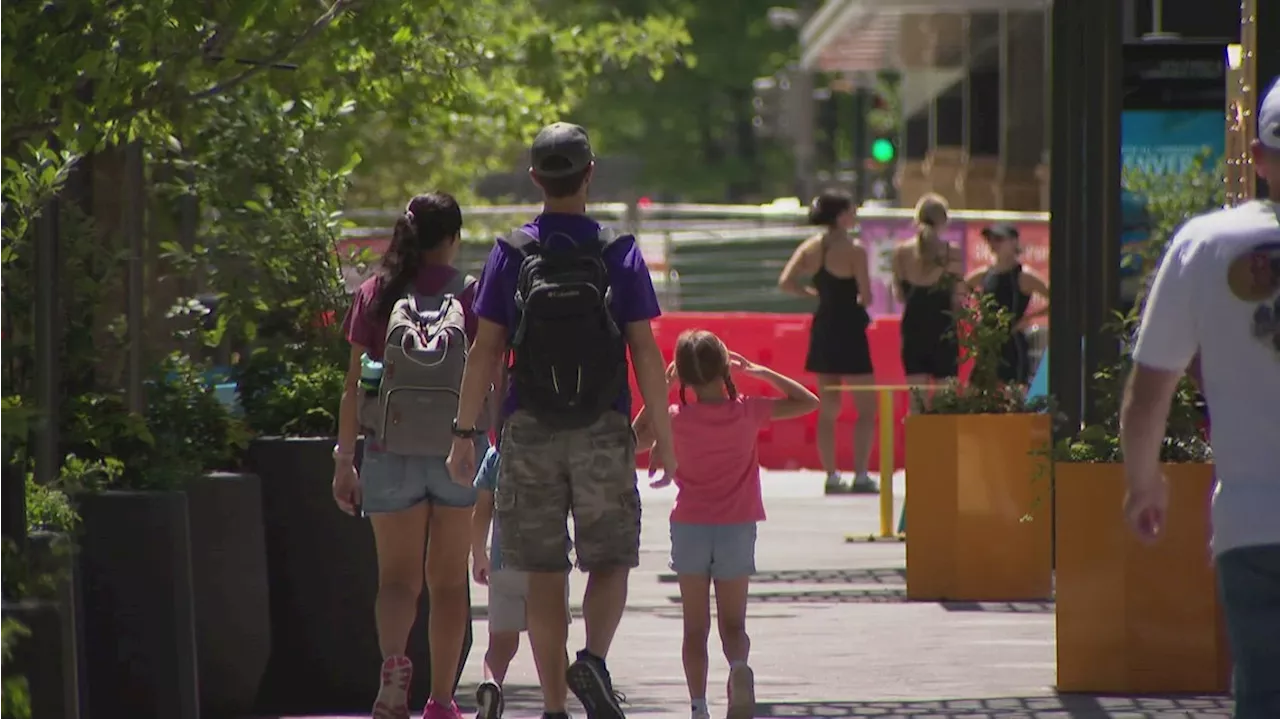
[451,418,479,439]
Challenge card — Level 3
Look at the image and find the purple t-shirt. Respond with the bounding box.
[342,264,479,360]
[472,213,661,418]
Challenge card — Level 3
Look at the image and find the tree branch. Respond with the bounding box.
[186,0,357,102]
[8,0,358,142]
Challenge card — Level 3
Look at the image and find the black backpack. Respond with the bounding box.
[501,226,629,429]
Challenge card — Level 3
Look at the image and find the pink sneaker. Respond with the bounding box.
[421,698,463,719]
[373,656,413,719]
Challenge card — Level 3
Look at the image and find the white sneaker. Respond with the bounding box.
[372,655,412,719]
[823,472,847,494]
[726,664,755,719]
[692,709,711,719]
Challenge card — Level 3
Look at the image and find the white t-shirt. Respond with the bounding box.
[1132,200,1280,556]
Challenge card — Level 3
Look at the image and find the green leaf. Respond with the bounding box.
[337,151,362,177]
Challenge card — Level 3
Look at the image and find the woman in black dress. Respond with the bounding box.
[892,193,964,406]
[965,223,1051,384]
[778,190,877,494]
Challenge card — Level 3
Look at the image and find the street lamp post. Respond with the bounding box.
[770,4,818,203]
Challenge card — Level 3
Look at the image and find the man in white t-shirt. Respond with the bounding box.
[1122,76,1280,718]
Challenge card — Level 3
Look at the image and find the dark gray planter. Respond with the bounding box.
[247,437,472,714]
[187,471,271,719]
[75,491,198,719]
[2,532,81,719]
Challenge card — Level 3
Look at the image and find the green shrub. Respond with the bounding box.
[235,347,344,438]
[1056,151,1222,464]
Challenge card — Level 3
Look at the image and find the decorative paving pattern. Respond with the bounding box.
[753,695,1233,718]
[657,567,907,585]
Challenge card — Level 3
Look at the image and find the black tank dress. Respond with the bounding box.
[899,279,958,379]
[981,264,1032,384]
[805,240,874,376]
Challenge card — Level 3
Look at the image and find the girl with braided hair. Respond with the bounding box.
[632,329,819,719]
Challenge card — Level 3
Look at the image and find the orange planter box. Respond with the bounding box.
[904,414,1053,601]
[1055,462,1230,693]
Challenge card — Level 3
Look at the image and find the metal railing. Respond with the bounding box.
[341,202,1050,312]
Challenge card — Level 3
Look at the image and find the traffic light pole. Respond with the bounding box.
[793,68,818,203]
[851,86,869,203]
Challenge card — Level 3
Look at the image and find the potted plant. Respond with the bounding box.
[69,352,263,719]
[1,432,87,719]
[1054,156,1227,694]
[150,355,273,719]
[239,346,471,714]
[1,619,34,719]
[903,292,1055,602]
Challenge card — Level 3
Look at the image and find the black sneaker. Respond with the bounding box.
[566,650,626,719]
[476,679,503,719]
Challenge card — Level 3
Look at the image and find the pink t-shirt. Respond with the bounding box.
[668,396,773,525]
[341,265,478,360]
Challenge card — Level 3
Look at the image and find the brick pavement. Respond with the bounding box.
[453,472,1233,719]
[276,471,1234,718]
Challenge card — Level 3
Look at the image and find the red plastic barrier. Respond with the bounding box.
[629,312,967,473]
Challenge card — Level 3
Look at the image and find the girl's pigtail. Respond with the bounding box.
[679,382,688,405]
[724,374,738,401]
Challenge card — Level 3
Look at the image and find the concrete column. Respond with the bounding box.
[1078,0,1123,424]
[1049,0,1087,436]
[1000,10,1048,210]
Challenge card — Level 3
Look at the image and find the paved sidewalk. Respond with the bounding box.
[451,471,1233,719]
[265,471,1231,718]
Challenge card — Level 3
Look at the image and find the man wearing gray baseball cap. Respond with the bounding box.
[528,122,596,181]
[1123,76,1280,718]
[450,121,676,719]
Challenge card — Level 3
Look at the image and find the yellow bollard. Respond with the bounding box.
[878,389,895,538]
[826,383,918,543]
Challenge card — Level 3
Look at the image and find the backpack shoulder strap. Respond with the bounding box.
[597,225,620,247]
[596,225,634,255]
[441,270,473,297]
[500,229,539,257]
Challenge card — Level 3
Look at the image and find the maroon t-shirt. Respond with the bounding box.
[341,264,479,360]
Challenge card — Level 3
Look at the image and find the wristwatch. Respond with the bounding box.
[450,419,479,439]
[332,444,355,460]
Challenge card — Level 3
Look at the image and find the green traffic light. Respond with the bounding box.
[870,138,896,164]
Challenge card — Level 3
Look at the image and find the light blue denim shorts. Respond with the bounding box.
[359,437,487,514]
[669,521,758,579]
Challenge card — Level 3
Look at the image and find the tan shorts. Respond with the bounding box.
[487,568,573,634]
[495,410,640,572]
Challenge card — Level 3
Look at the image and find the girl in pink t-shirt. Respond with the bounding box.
[633,329,818,719]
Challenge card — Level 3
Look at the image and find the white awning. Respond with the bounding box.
[800,0,1051,72]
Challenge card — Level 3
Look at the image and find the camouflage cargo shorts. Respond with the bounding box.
[495,410,641,573]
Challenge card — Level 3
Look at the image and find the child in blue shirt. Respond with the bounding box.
[471,446,571,719]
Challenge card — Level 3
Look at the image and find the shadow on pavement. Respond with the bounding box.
[753,694,1233,718]
[657,587,1056,613]
[258,683,676,718]
[457,682,674,716]
[665,587,907,604]
[657,567,908,585]
[940,600,1056,614]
